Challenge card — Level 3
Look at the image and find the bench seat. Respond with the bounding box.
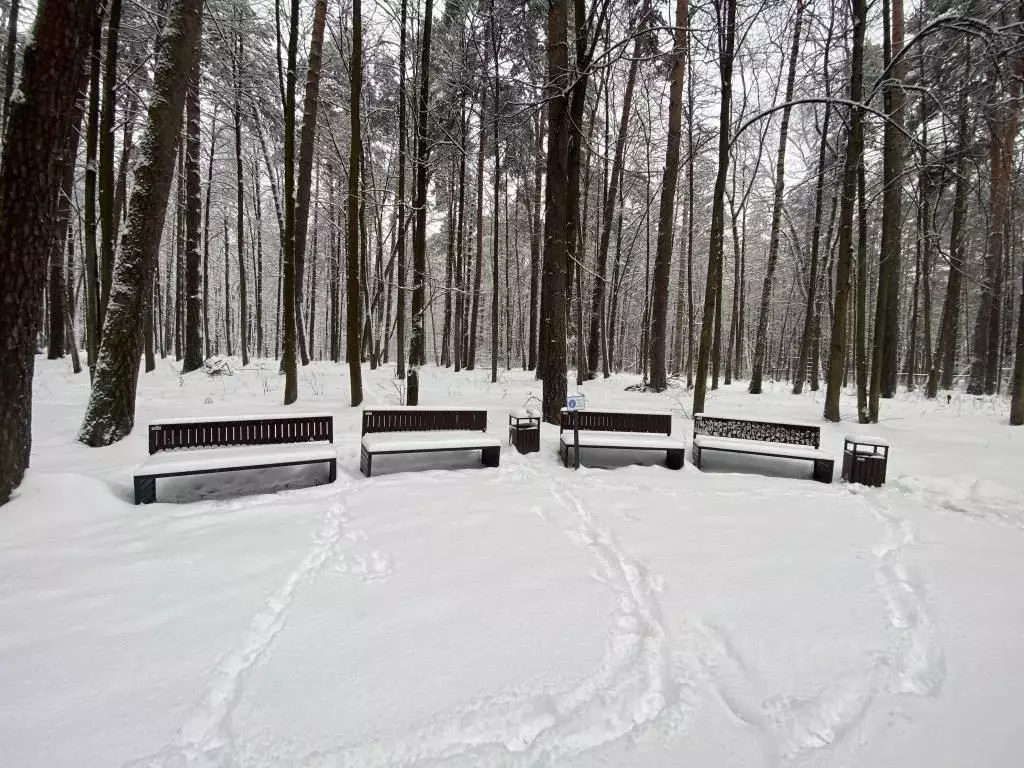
[135,443,339,477]
[362,430,501,453]
[561,431,685,451]
[692,435,830,461]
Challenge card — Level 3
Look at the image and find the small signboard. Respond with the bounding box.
[566,394,586,411]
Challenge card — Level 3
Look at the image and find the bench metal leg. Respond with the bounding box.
[666,449,685,471]
[327,458,337,483]
[134,476,156,505]
[813,459,834,484]
[693,445,702,469]
[558,442,568,468]
[482,446,500,468]
[360,446,373,477]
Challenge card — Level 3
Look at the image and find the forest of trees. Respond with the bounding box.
[1,0,1023,504]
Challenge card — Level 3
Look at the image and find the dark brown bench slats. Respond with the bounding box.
[559,410,684,470]
[360,409,498,477]
[136,414,336,504]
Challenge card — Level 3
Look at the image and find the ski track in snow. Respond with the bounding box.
[125,480,371,768]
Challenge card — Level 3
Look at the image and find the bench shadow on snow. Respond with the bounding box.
[692,449,825,482]
[564,446,672,470]
[154,463,334,503]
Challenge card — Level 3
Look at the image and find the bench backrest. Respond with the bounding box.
[693,414,819,448]
[361,408,487,436]
[559,410,672,436]
[149,414,333,454]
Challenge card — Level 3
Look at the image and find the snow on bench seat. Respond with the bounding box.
[361,430,501,454]
[134,443,338,478]
[692,435,830,461]
[560,430,685,451]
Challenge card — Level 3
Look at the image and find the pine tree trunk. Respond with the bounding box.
[182,37,203,374]
[749,0,804,393]
[539,0,570,423]
[823,0,865,422]
[346,0,366,404]
[78,0,203,446]
[693,0,735,414]
[648,0,687,391]
[406,0,434,405]
[528,111,542,372]
[201,107,217,358]
[84,12,102,370]
[0,0,97,504]
[0,0,20,134]
[395,0,408,379]
[98,0,122,336]
[453,98,468,372]
[856,164,869,421]
[233,32,249,367]
[468,114,485,372]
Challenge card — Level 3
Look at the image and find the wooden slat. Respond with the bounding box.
[149,414,334,454]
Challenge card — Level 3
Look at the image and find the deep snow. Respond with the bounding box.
[2,358,1023,767]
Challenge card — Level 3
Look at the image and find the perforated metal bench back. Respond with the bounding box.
[693,414,819,448]
[559,410,672,436]
[148,415,334,454]
[361,409,488,435]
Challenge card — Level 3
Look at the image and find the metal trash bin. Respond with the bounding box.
[842,435,889,487]
[509,409,541,454]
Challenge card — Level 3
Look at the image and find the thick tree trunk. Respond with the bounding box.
[870,0,907,416]
[0,0,97,504]
[856,164,868,421]
[823,0,865,422]
[280,0,300,402]
[181,38,203,374]
[693,0,735,414]
[0,0,20,135]
[84,12,102,370]
[528,111,543,372]
[648,0,687,391]
[748,0,804,393]
[467,114,485,372]
[78,0,202,446]
[540,0,570,423]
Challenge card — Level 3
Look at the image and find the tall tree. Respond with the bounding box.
[281,0,300,404]
[294,0,328,367]
[0,0,20,134]
[395,0,408,380]
[98,0,122,333]
[748,0,804,394]
[181,31,203,374]
[823,0,866,422]
[648,0,688,391]
[693,0,736,415]
[539,0,570,422]
[0,0,98,504]
[78,0,203,446]
[232,20,249,367]
[347,0,365,405]
[407,0,434,406]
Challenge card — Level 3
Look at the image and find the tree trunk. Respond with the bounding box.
[84,11,102,370]
[202,107,218,358]
[0,0,97,504]
[528,111,543,372]
[293,0,328,368]
[78,0,202,446]
[823,0,865,422]
[181,36,203,374]
[233,27,249,367]
[870,0,906,416]
[406,0,434,405]
[346,0,365,405]
[0,0,20,135]
[98,0,122,337]
[693,0,735,414]
[648,0,687,391]
[856,164,868,421]
[539,0,570,423]
[468,110,485,372]
[395,0,408,379]
[491,15,501,384]
[748,0,804,394]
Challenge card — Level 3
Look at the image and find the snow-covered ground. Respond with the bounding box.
[3,358,1024,768]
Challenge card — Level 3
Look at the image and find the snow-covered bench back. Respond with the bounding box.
[148,413,334,454]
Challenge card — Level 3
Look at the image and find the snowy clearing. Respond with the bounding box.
[3,359,1024,767]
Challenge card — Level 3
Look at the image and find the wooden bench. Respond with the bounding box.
[558,409,685,469]
[360,408,501,477]
[133,414,337,504]
[692,414,834,483]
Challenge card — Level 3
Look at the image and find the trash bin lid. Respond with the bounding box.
[510,407,541,419]
[843,434,889,447]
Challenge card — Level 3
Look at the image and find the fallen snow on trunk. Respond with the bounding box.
[2,359,1023,767]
